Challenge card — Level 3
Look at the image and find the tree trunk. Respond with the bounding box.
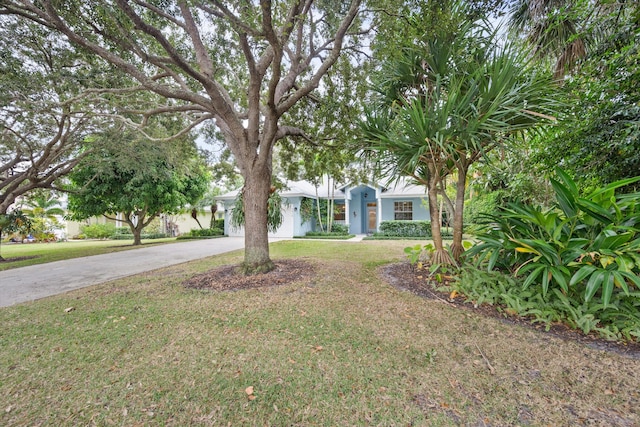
[427,164,454,266]
[123,213,143,246]
[132,228,142,246]
[241,164,274,274]
[315,185,324,233]
[450,166,469,262]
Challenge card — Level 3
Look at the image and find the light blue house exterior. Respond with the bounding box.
[216,178,430,238]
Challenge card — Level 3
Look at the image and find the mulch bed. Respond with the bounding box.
[183,259,314,292]
[382,262,640,360]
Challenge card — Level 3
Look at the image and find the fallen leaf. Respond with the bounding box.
[604,389,615,395]
[248,395,256,401]
[245,386,254,395]
[449,290,458,299]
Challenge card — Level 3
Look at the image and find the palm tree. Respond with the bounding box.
[20,192,64,240]
[508,0,632,78]
[363,6,558,265]
[21,192,64,221]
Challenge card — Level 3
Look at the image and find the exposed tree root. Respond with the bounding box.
[450,244,465,262]
[431,249,455,267]
[238,260,276,275]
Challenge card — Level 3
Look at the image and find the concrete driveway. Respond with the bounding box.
[0,237,255,308]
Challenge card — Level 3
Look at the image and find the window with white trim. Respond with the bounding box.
[394,201,413,220]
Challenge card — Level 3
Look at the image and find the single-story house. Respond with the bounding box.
[215,178,430,238]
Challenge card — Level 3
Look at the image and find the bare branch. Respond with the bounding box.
[275,125,313,143]
[277,0,362,114]
[179,1,214,78]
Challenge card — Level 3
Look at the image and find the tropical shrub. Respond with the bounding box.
[461,169,640,340]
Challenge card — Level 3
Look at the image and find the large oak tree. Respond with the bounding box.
[0,17,108,214]
[1,0,365,273]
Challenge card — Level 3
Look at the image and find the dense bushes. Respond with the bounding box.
[377,220,432,237]
[302,223,352,239]
[188,228,224,237]
[177,228,225,239]
[79,223,116,239]
[459,169,640,341]
[464,191,506,224]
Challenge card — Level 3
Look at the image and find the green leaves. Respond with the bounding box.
[468,168,640,308]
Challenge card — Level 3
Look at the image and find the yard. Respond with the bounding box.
[1,240,638,426]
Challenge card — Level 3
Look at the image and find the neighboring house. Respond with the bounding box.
[66,209,224,238]
[216,178,430,238]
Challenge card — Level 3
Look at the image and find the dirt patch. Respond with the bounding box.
[0,256,39,263]
[183,259,314,292]
[381,262,640,360]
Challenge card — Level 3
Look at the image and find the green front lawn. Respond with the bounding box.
[0,238,178,271]
[1,240,638,426]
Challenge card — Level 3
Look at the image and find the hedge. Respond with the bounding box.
[187,228,224,237]
[111,233,168,240]
[377,220,432,237]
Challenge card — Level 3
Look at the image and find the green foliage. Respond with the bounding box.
[301,232,354,240]
[330,223,348,234]
[188,228,224,237]
[111,233,168,240]
[0,210,32,259]
[80,223,116,239]
[464,168,640,339]
[211,219,224,230]
[114,227,133,235]
[378,221,432,238]
[67,129,210,245]
[404,244,425,264]
[299,197,315,225]
[362,5,558,262]
[230,189,284,234]
[449,268,640,342]
[534,9,640,192]
[465,191,507,225]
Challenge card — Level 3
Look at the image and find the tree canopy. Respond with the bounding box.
[534,8,640,192]
[0,0,367,272]
[0,16,114,213]
[67,129,210,245]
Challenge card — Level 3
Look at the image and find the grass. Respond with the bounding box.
[0,238,178,271]
[1,240,639,426]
